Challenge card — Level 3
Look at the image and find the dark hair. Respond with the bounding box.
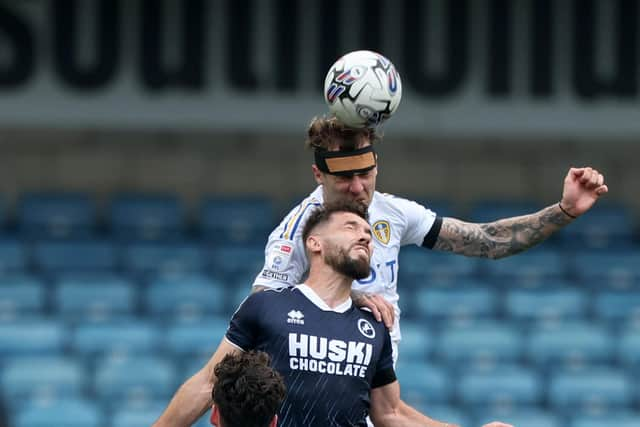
[305,115,382,152]
[301,201,369,245]
[212,351,286,427]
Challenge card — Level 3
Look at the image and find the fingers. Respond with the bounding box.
[575,167,606,190]
[596,184,609,195]
[367,294,395,329]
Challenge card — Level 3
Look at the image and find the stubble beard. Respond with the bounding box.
[324,245,370,280]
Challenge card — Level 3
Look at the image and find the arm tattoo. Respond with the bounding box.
[433,203,573,259]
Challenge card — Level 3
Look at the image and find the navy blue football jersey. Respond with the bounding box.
[226,285,395,427]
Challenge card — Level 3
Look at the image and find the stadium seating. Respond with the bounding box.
[94,356,176,406]
[457,366,543,409]
[434,323,522,368]
[573,250,640,289]
[17,192,96,239]
[559,203,635,249]
[474,408,561,427]
[0,275,46,320]
[71,321,162,359]
[54,275,135,321]
[570,412,640,427]
[146,274,227,319]
[548,368,633,414]
[617,328,640,370]
[110,193,185,241]
[412,285,497,324]
[0,320,66,357]
[395,362,452,406]
[0,356,85,404]
[200,195,275,244]
[110,401,170,427]
[398,246,480,286]
[468,200,539,223]
[593,290,640,325]
[14,398,101,427]
[398,321,433,362]
[209,243,266,282]
[0,238,28,274]
[164,317,229,361]
[32,239,118,275]
[526,323,614,368]
[122,241,208,277]
[483,248,567,287]
[504,288,588,326]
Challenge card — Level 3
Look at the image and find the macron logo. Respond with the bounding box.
[287,310,305,325]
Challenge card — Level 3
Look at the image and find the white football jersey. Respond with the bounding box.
[253,186,439,345]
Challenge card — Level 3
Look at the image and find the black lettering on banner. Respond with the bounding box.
[228,0,257,90]
[274,0,298,91]
[318,0,341,88]
[573,0,637,99]
[530,0,553,97]
[52,0,120,89]
[402,0,469,98]
[0,4,34,87]
[140,0,205,90]
[486,0,512,96]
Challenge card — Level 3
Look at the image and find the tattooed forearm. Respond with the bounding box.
[433,203,574,259]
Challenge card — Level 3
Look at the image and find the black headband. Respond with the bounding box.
[314,145,377,176]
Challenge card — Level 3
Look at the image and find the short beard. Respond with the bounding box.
[324,246,370,280]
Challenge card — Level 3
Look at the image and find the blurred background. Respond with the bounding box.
[0,1,639,426]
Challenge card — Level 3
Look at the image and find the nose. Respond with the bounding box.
[348,176,365,194]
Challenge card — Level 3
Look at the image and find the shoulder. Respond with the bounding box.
[276,190,323,241]
[371,192,431,218]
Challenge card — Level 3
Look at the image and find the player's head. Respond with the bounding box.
[210,351,286,427]
[306,115,381,208]
[302,201,372,280]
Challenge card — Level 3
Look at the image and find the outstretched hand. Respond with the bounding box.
[560,167,608,217]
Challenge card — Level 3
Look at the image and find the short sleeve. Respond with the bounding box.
[371,328,396,388]
[225,292,264,350]
[390,197,438,247]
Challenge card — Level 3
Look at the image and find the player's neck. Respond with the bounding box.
[305,263,352,308]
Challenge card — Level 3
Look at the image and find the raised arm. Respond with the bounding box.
[433,167,608,259]
[152,339,240,427]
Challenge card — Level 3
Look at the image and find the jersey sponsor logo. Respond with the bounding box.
[372,220,391,244]
[268,243,293,270]
[288,333,373,378]
[357,319,376,339]
[287,310,305,325]
[261,269,289,281]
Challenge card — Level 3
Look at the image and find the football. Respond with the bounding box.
[324,50,402,128]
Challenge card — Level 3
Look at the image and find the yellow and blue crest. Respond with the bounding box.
[372,220,391,244]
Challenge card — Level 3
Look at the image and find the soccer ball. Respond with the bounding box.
[324,50,402,128]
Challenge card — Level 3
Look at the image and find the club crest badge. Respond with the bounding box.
[372,220,391,244]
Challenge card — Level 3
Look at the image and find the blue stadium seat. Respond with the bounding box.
[548,368,633,414]
[146,274,227,319]
[200,196,275,245]
[434,323,522,368]
[573,250,640,289]
[32,239,117,274]
[457,366,542,409]
[209,244,266,282]
[527,323,614,368]
[110,193,185,241]
[14,398,101,427]
[617,329,640,370]
[0,275,46,320]
[593,290,640,325]
[413,286,497,325]
[0,238,28,273]
[570,412,640,427]
[409,404,469,427]
[398,321,432,362]
[395,362,452,406]
[398,247,480,286]
[559,203,635,249]
[505,288,588,326]
[110,401,169,427]
[0,320,65,357]
[164,317,229,361]
[475,408,561,427]
[483,248,567,287]
[54,275,135,321]
[94,356,176,406]
[18,192,95,239]
[122,241,207,277]
[71,321,161,359]
[0,356,85,404]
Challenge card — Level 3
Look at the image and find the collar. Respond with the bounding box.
[297,284,353,313]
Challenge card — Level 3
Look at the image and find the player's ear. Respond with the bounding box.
[311,164,324,184]
[210,405,220,426]
[306,235,322,254]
